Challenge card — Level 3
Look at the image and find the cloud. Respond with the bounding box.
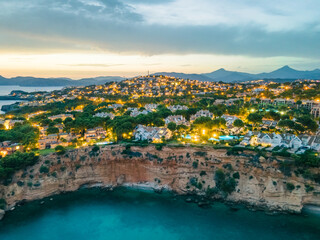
[0,0,319,60]
[130,0,320,31]
[60,63,125,67]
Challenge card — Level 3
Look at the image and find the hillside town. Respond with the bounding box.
[0,75,320,157]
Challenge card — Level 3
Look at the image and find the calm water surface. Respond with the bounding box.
[0,85,63,114]
[0,188,319,240]
[0,85,63,96]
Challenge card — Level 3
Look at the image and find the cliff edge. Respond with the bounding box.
[1,145,319,215]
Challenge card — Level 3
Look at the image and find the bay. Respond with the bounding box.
[0,188,319,240]
[0,85,63,114]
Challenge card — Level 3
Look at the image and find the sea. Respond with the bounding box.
[0,188,319,240]
[0,85,63,114]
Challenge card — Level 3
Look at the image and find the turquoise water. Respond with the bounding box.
[219,135,238,141]
[208,135,239,141]
[0,188,320,240]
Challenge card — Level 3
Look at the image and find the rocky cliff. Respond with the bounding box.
[1,145,320,215]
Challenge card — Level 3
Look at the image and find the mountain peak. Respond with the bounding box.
[272,65,297,73]
[280,65,292,70]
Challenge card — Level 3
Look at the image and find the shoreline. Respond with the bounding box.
[1,183,314,221]
[1,145,320,220]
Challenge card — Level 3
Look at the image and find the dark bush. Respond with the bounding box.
[55,145,66,155]
[305,184,314,193]
[39,165,49,174]
[214,169,237,195]
[286,182,295,191]
[194,151,207,157]
[91,145,100,153]
[192,161,198,169]
[200,171,207,176]
[0,198,6,209]
[233,172,240,179]
[0,152,39,181]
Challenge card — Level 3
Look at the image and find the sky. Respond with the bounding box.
[0,0,319,79]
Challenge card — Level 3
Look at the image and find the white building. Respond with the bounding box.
[134,124,172,142]
[130,108,152,117]
[167,105,189,112]
[250,133,282,147]
[165,115,188,126]
[94,112,115,119]
[190,110,213,122]
[144,104,159,111]
[221,115,240,127]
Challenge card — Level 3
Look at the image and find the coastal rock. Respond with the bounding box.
[116,174,126,185]
[0,209,5,221]
[198,201,211,208]
[0,145,319,213]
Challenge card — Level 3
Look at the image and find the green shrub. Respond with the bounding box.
[91,145,100,153]
[0,198,7,209]
[227,147,244,156]
[60,166,66,171]
[223,163,233,170]
[294,151,320,168]
[233,172,240,179]
[279,160,293,177]
[305,184,314,193]
[39,165,49,174]
[214,169,237,195]
[194,151,207,157]
[192,161,198,169]
[200,171,207,176]
[0,152,39,181]
[286,182,295,192]
[220,177,237,194]
[155,144,164,151]
[272,149,291,157]
[206,187,219,195]
[33,182,41,187]
[17,180,25,187]
[0,198,6,209]
[55,145,66,155]
[189,177,203,189]
[215,169,225,183]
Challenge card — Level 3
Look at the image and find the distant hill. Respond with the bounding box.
[256,66,320,79]
[2,66,320,86]
[0,76,125,87]
[155,72,213,82]
[203,68,255,82]
[155,66,320,83]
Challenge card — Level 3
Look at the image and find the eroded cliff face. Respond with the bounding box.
[1,145,320,213]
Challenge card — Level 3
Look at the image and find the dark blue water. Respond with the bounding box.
[0,188,319,240]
